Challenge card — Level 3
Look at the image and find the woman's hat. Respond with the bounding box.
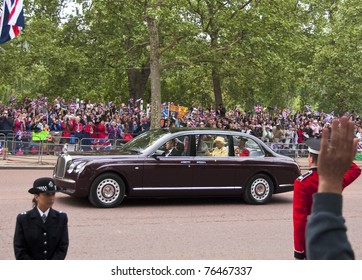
[28,177,59,194]
[214,136,225,144]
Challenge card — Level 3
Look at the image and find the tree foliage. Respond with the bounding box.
[0,0,361,116]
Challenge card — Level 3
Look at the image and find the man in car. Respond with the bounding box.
[164,139,182,156]
[235,138,249,156]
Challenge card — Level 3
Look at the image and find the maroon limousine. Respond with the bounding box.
[53,128,301,208]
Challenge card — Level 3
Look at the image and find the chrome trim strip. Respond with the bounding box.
[53,178,76,184]
[279,184,294,187]
[133,186,242,191]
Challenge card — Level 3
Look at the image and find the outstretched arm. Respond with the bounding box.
[306,116,357,260]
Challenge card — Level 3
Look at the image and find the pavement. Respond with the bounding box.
[0,154,57,169]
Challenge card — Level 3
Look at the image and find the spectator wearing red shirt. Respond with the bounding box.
[96,120,108,139]
[296,124,305,144]
[61,117,73,143]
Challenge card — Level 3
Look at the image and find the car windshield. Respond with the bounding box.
[121,129,171,152]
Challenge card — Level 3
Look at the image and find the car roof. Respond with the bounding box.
[157,127,258,139]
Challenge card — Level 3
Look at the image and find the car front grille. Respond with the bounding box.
[54,154,71,178]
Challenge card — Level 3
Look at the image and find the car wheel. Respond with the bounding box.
[243,174,273,205]
[89,173,125,208]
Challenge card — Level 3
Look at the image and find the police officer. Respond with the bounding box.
[293,138,361,260]
[13,177,69,260]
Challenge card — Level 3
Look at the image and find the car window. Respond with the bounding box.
[196,134,229,157]
[232,136,264,157]
[156,136,189,157]
[122,129,169,152]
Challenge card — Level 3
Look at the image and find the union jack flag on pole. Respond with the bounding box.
[0,0,24,44]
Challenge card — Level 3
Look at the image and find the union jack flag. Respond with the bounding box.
[69,103,77,110]
[254,104,262,113]
[0,0,24,44]
[282,109,291,118]
[324,111,335,123]
[91,138,112,151]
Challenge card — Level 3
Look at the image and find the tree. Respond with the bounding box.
[305,0,362,114]
[145,1,162,128]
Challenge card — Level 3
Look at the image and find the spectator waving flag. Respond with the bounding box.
[69,102,77,110]
[282,108,291,118]
[313,110,320,116]
[0,0,25,44]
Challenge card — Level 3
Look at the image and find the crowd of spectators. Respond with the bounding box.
[0,97,361,155]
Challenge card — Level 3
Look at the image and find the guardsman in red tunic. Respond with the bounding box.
[293,138,361,259]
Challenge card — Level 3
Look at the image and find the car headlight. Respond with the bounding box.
[74,162,87,173]
[67,162,75,174]
[67,161,87,174]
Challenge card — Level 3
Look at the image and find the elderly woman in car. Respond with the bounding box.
[210,136,228,157]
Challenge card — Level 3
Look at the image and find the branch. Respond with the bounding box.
[126,41,149,53]
[159,36,186,56]
[230,0,254,20]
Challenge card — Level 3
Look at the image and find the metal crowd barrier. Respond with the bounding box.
[1,135,129,163]
[266,142,309,158]
[2,134,362,164]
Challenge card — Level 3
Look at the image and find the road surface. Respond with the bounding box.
[1,169,361,260]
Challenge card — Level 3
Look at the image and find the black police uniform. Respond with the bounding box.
[13,177,69,260]
[14,207,69,260]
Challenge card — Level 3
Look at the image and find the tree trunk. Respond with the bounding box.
[127,64,150,101]
[146,14,161,129]
[212,67,223,108]
[209,21,223,108]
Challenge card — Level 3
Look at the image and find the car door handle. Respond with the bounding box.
[181,161,191,164]
[196,161,206,164]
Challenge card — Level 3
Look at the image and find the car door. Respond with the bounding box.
[141,135,194,196]
[190,134,239,196]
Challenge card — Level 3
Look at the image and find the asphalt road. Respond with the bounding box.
[1,169,361,260]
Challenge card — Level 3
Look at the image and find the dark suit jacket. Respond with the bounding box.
[167,148,182,156]
[14,207,69,260]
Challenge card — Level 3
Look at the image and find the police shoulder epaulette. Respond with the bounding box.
[297,170,313,181]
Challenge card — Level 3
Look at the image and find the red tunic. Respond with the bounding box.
[239,149,250,157]
[293,162,361,259]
